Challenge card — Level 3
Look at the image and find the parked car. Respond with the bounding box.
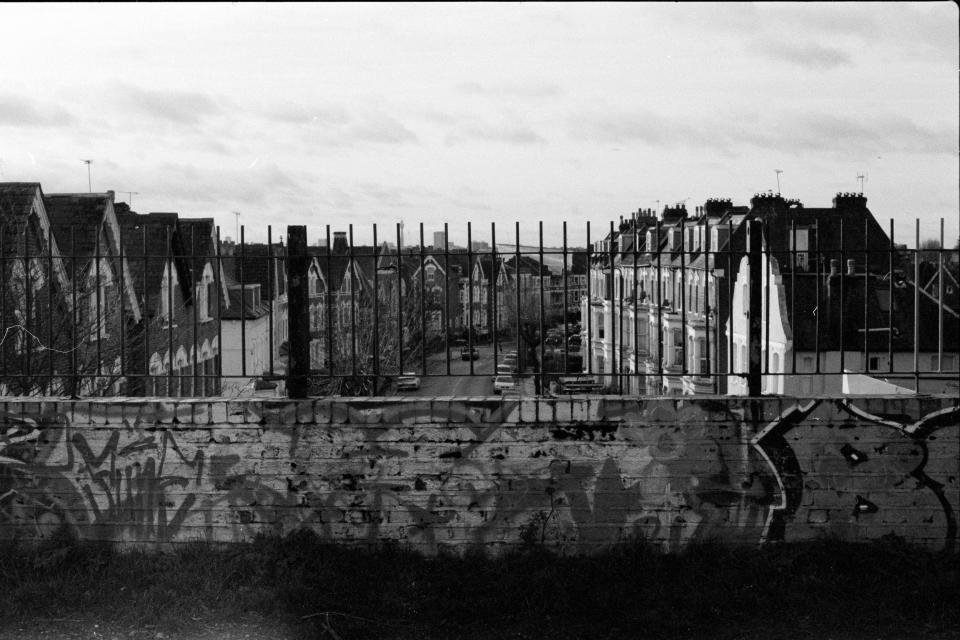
[496,363,517,376]
[395,373,421,390]
[460,346,480,361]
[492,375,517,394]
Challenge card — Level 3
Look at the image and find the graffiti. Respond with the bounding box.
[754,400,960,552]
[1,396,957,553]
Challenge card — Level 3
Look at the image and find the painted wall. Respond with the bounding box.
[0,396,956,554]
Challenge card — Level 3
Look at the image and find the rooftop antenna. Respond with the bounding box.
[232,211,241,242]
[81,159,93,192]
[856,172,866,194]
[121,191,140,207]
[774,169,783,194]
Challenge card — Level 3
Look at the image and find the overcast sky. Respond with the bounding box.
[1,2,957,248]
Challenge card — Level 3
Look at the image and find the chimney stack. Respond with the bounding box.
[846,259,856,276]
[333,231,348,254]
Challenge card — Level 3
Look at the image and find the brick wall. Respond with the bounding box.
[0,396,956,553]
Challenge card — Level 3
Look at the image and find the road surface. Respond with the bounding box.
[392,344,535,397]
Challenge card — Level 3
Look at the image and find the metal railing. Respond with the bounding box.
[1,213,957,398]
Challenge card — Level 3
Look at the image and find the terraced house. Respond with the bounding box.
[586,193,960,396]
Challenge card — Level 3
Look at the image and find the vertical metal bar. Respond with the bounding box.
[491,223,498,370]
[563,221,570,379]
[72,226,79,397]
[267,226,275,376]
[325,225,332,383]
[656,220,663,390]
[0,225,5,384]
[142,225,150,395]
[47,230,54,394]
[419,223,426,376]
[191,224,198,396]
[608,220,617,393]
[747,219,762,396]
[373,224,380,385]
[680,217,687,378]
[538,221,546,394]
[914,219,920,388]
[166,226,175,394]
[443,222,450,376]
[239,226,246,378]
[585,221,592,376]
[863,221,870,372]
[466,222,474,374]
[764,221,770,386]
[705,217,712,389]
[94,224,102,382]
[839,218,845,376]
[814,215,821,375]
[214,226,223,394]
[726,219,734,387]
[631,219,639,393]
[790,220,796,374]
[286,225,309,399]
[349,224,357,378]
[938,218,944,373]
[396,223,403,375]
[888,220,894,374]
[24,226,32,386]
[514,223,522,371]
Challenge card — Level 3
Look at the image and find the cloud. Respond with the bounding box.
[456,81,563,99]
[758,41,853,70]
[762,112,958,156]
[111,84,225,126]
[451,122,547,146]
[0,95,75,127]
[272,103,418,148]
[262,102,350,126]
[569,109,957,157]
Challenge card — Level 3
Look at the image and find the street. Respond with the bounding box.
[394,343,535,397]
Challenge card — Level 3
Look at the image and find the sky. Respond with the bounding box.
[1,2,957,249]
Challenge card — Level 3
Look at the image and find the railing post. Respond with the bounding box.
[747,219,763,396]
[287,225,309,398]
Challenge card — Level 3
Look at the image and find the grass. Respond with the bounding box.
[0,528,958,639]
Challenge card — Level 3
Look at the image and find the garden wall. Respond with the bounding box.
[1,396,957,553]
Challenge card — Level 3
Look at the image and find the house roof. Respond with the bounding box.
[0,183,42,222]
[221,285,271,320]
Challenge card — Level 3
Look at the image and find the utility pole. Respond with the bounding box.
[81,159,93,192]
[774,169,783,194]
[856,172,866,194]
[232,211,241,242]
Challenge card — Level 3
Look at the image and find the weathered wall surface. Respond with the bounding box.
[0,396,957,553]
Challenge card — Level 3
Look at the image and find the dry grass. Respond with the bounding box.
[0,528,957,639]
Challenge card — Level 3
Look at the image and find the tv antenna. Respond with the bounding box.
[856,172,867,194]
[81,159,93,192]
[121,191,139,206]
[774,169,783,194]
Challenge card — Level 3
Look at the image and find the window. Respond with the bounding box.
[697,338,708,375]
[868,356,880,371]
[802,356,814,372]
[672,329,683,367]
[943,355,956,370]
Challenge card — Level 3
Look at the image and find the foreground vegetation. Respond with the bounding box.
[1,529,958,639]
